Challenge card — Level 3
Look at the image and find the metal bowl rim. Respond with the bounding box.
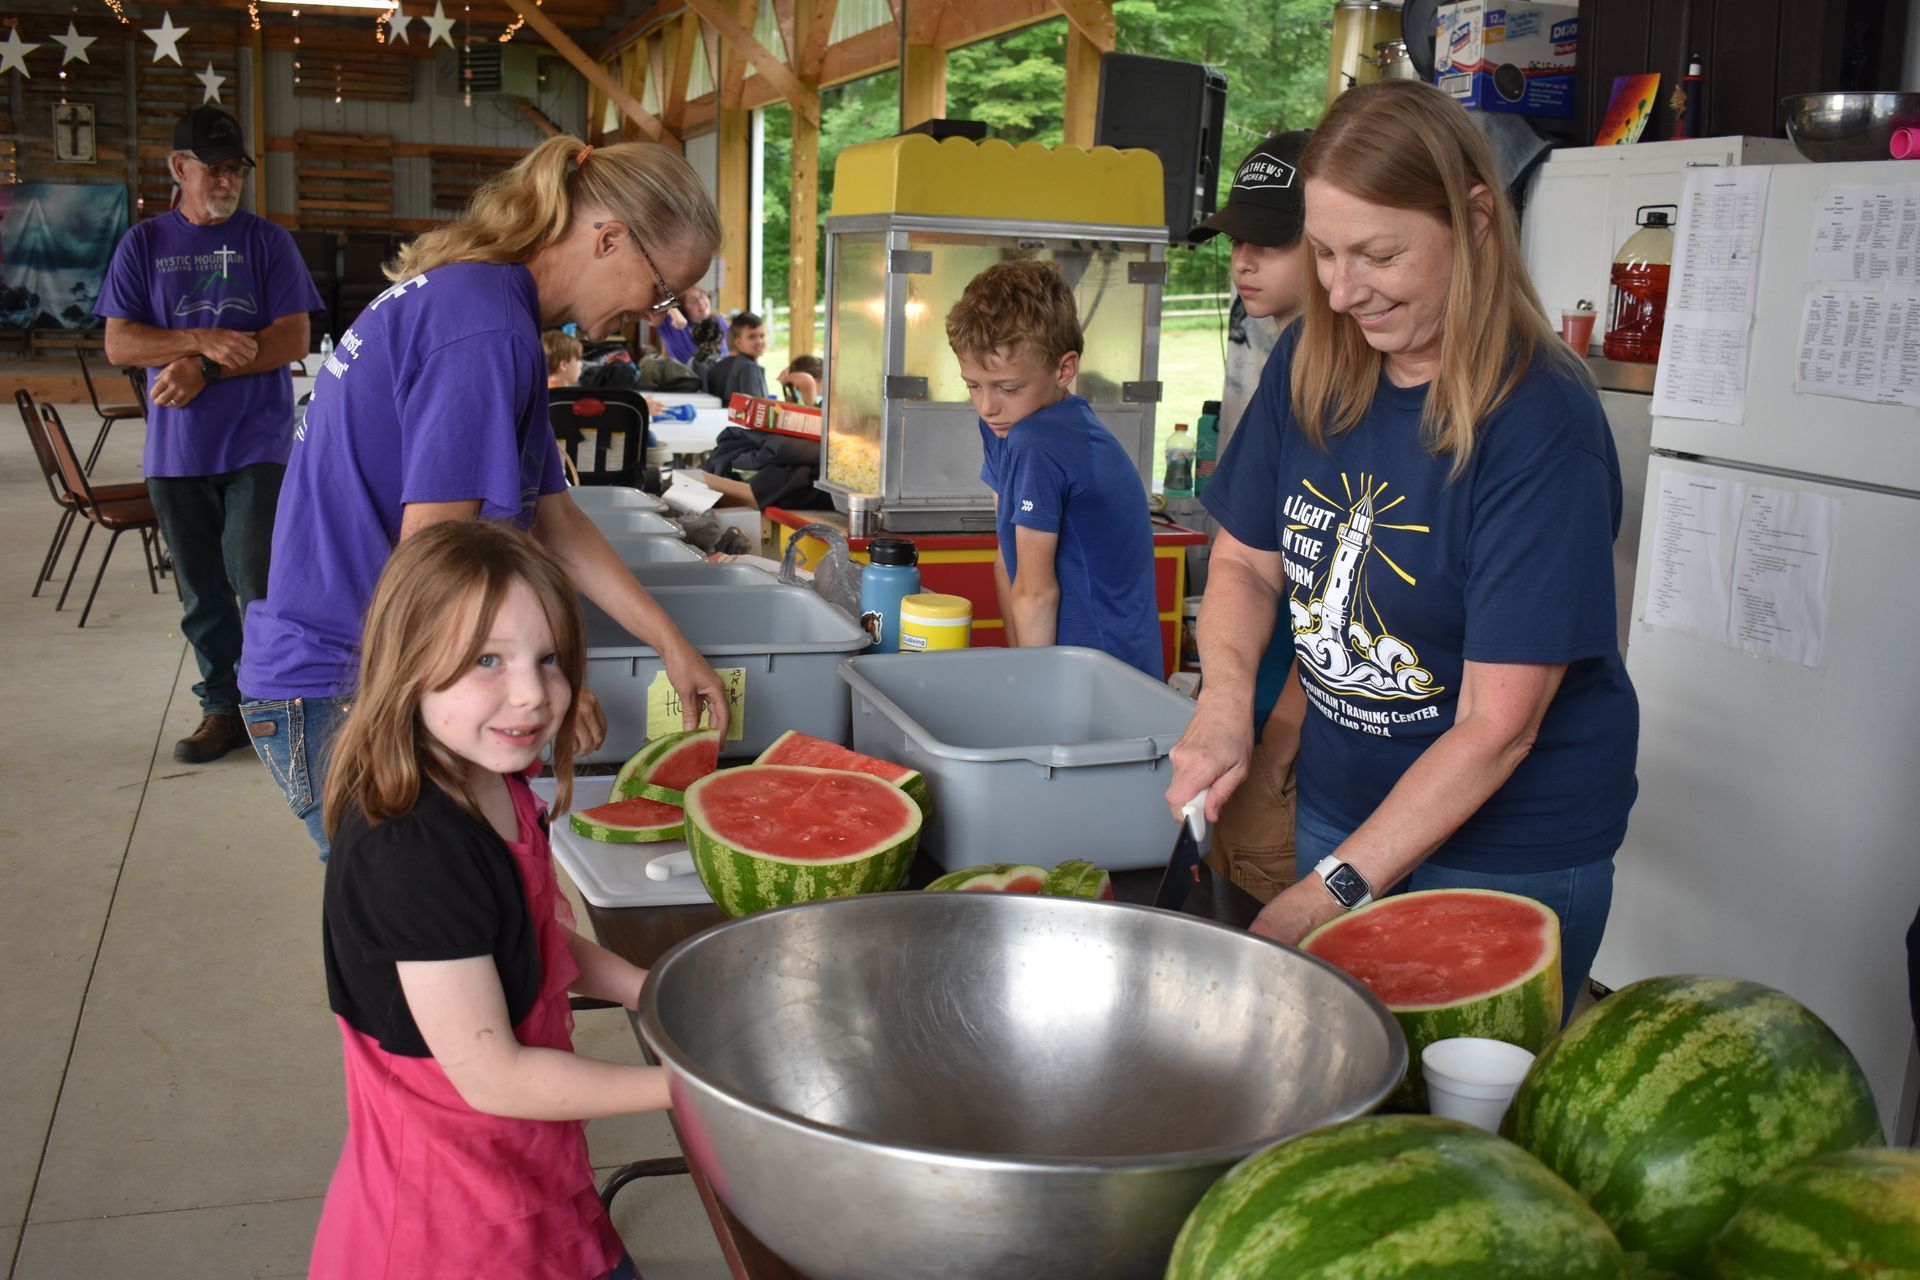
[637,892,1409,1172]
[1780,91,1920,109]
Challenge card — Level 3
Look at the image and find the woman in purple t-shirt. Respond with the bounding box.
[241,135,730,857]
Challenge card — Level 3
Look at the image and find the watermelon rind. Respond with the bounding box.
[1039,859,1113,900]
[1706,1147,1920,1280]
[683,764,921,917]
[925,863,1047,893]
[1165,1115,1629,1280]
[1302,888,1561,1111]
[614,728,720,799]
[755,729,932,822]
[567,795,685,843]
[1502,975,1886,1278]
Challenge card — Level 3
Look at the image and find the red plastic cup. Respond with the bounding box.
[1892,128,1920,160]
[1560,309,1597,353]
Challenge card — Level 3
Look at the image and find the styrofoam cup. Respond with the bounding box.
[1421,1037,1536,1131]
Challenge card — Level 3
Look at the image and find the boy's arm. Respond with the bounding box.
[990,494,1018,645]
[1008,526,1061,647]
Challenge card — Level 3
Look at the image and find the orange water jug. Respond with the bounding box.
[1602,205,1676,364]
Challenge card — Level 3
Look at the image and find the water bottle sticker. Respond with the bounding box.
[645,667,746,740]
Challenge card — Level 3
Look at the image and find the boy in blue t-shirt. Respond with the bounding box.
[944,260,1161,678]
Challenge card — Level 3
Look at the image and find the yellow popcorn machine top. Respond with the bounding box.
[820,135,1168,532]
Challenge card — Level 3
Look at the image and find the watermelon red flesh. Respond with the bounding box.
[1302,888,1561,1111]
[569,794,685,843]
[683,765,921,916]
[755,730,930,818]
[643,730,720,791]
[925,863,1046,893]
[1166,1115,1629,1280]
[1503,975,1885,1278]
[1706,1147,1920,1280]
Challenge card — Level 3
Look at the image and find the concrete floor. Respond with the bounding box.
[1,410,727,1278]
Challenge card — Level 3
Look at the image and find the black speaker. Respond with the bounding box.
[1094,53,1229,247]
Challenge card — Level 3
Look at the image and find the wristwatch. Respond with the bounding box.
[1313,856,1374,911]
[198,355,221,382]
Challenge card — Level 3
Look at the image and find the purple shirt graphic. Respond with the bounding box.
[240,262,566,700]
[94,208,321,477]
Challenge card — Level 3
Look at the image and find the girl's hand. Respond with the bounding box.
[665,642,730,736]
[570,687,608,758]
[667,308,688,330]
[1164,693,1255,825]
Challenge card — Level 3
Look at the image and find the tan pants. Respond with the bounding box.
[1204,741,1298,904]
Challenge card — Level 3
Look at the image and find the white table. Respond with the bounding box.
[652,408,729,456]
[650,391,722,409]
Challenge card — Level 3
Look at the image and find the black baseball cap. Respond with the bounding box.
[1187,130,1310,247]
[173,106,255,168]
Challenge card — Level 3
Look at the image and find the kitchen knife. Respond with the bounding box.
[1153,790,1210,913]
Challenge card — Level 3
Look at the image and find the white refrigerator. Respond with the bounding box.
[1592,159,1920,1142]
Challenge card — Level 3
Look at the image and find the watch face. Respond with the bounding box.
[1325,864,1370,907]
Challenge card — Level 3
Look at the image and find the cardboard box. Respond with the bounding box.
[662,471,763,555]
[1436,2,1578,119]
[725,393,823,442]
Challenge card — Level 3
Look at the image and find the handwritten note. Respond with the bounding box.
[646,667,746,741]
[1651,166,1771,424]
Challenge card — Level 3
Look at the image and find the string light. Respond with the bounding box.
[102,0,131,24]
[376,4,391,43]
[333,61,342,104]
[247,0,261,30]
[292,6,301,85]
[460,1,471,107]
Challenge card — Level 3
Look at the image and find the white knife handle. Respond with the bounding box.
[1181,788,1210,843]
[645,850,697,881]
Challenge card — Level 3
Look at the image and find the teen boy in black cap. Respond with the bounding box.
[1183,129,1311,903]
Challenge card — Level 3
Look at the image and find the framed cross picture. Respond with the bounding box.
[54,103,97,165]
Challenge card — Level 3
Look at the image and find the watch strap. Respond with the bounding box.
[198,355,220,381]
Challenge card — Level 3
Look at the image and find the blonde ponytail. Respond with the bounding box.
[388,134,719,281]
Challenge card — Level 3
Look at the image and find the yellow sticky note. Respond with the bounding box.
[646,667,746,741]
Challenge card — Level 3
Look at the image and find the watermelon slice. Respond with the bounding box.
[683,764,921,916]
[925,863,1047,893]
[755,729,931,821]
[1302,888,1561,1111]
[568,794,685,843]
[615,728,720,805]
[1039,859,1115,900]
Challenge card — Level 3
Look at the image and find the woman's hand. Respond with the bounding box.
[569,687,608,758]
[665,641,731,735]
[1248,877,1343,947]
[1165,693,1255,824]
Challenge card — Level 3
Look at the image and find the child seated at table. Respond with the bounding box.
[945,259,1161,678]
[308,520,663,1280]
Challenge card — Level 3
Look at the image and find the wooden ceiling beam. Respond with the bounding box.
[592,0,685,62]
[502,0,676,144]
[797,0,835,80]
[683,0,818,122]
[771,0,798,67]
[1050,0,1115,51]
[664,12,698,133]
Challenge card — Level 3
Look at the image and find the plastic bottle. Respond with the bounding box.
[859,537,921,655]
[1193,401,1221,497]
[1672,56,1706,140]
[1601,206,1675,364]
[1162,423,1195,498]
[318,333,334,365]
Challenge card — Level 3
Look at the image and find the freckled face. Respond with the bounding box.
[419,580,571,784]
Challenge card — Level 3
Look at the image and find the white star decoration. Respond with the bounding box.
[144,12,190,66]
[423,0,456,50]
[196,62,225,104]
[387,7,414,44]
[52,22,96,66]
[0,28,42,78]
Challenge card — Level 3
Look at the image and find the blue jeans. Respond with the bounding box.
[147,463,284,714]
[1295,800,1614,1022]
[241,694,351,860]
[603,1254,638,1280]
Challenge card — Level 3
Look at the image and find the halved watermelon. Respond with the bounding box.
[683,764,921,916]
[755,729,930,820]
[925,863,1047,893]
[614,729,720,805]
[568,794,685,843]
[1040,859,1115,900]
[1302,888,1562,1111]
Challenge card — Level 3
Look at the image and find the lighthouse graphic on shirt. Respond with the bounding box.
[1284,474,1442,702]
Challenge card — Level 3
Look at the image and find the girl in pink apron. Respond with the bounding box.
[310,521,665,1280]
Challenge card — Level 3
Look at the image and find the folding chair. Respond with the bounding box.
[75,346,145,474]
[548,388,657,486]
[15,390,150,596]
[38,403,165,627]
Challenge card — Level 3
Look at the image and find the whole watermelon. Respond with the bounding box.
[1706,1147,1920,1279]
[1165,1115,1628,1280]
[1502,976,1884,1278]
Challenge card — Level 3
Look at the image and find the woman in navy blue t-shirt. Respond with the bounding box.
[1167,81,1638,1017]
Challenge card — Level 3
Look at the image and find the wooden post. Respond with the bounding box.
[1062,23,1103,148]
[789,89,820,356]
[501,0,674,144]
[900,42,946,130]
[250,26,268,209]
[714,0,755,314]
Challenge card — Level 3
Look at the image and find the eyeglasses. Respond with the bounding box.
[190,159,251,182]
[593,221,680,316]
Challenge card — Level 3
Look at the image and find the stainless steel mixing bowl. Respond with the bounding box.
[1782,92,1920,161]
[638,892,1406,1280]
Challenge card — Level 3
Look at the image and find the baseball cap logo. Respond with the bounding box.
[1235,156,1296,192]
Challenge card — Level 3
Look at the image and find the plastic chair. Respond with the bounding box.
[15,390,150,596]
[548,388,658,486]
[38,403,165,626]
[75,346,145,474]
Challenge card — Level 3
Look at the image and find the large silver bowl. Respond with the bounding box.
[1782,92,1920,162]
[638,892,1406,1280]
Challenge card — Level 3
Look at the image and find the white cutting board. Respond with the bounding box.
[531,775,714,909]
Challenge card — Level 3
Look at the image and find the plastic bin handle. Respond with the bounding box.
[1036,736,1169,768]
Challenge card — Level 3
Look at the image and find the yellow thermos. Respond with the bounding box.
[897,593,971,653]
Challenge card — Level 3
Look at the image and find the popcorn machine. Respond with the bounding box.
[820,135,1169,533]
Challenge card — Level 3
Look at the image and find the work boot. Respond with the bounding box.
[174,709,250,764]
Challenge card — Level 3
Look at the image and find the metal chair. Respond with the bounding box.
[75,346,145,474]
[15,390,150,596]
[38,403,165,626]
[548,388,658,486]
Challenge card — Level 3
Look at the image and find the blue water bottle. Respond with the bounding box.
[859,538,921,654]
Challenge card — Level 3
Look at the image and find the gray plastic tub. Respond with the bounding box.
[591,509,683,538]
[583,585,868,763]
[840,647,1195,871]
[606,535,705,565]
[570,485,667,513]
[629,561,781,589]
